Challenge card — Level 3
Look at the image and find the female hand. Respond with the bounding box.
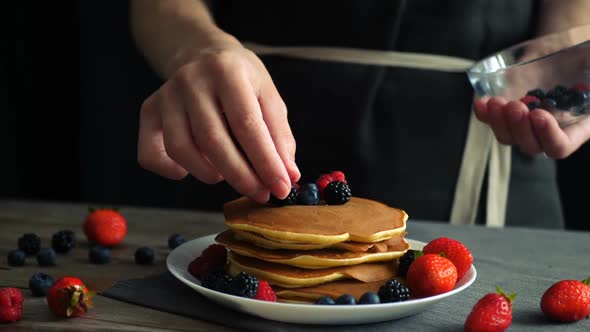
[137,42,301,203]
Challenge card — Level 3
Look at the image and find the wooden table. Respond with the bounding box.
[0,200,237,331]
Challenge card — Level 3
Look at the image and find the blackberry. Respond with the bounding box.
[18,233,41,255]
[7,250,26,266]
[359,292,381,305]
[378,279,410,303]
[324,181,352,205]
[269,185,298,206]
[335,294,356,305]
[134,246,155,265]
[29,272,54,297]
[398,249,419,277]
[51,230,76,253]
[541,98,557,111]
[297,183,320,205]
[202,267,233,293]
[168,234,186,250]
[229,272,259,298]
[315,296,336,305]
[36,248,56,267]
[526,88,545,99]
[89,245,111,264]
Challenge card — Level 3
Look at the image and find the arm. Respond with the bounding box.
[536,0,590,36]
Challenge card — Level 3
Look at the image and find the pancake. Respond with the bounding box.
[217,230,410,269]
[274,278,397,303]
[233,230,404,252]
[223,197,408,244]
[227,252,396,288]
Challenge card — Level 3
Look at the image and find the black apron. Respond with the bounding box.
[178,0,564,229]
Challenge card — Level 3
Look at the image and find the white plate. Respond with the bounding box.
[167,234,477,325]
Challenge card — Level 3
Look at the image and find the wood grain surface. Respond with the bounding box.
[0,199,237,331]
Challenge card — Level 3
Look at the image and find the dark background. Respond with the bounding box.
[1,1,588,231]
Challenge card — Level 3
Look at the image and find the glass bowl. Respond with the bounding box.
[467,25,590,127]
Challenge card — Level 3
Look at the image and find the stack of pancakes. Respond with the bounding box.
[216,196,410,303]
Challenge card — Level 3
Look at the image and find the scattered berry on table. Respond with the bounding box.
[47,277,94,318]
[464,286,515,332]
[18,233,41,255]
[269,185,299,206]
[254,280,277,302]
[36,248,56,267]
[422,237,473,281]
[335,294,357,305]
[406,254,457,298]
[297,183,320,205]
[7,250,26,267]
[540,277,590,322]
[526,88,545,99]
[229,272,259,298]
[201,267,233,293]
[167,233,186,250]
[0,287,23,323]
[324,181,352,205]
[83,208,127,247]
[315,296,336,305]
[29,272,55,297]
[398,249,421,277]
[88,245,111,264]
[134,246,155,265]
[359,292,381,305]
[378,279,410,303]
[51,230,76,253]
[188,244,228,280]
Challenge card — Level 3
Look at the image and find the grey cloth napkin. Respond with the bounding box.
[102,221,590,331]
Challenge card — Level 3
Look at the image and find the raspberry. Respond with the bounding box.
[188,244,227,280]
[329,171,347,183]
[573,82,590,92]
[520,95,540,105]
[229,272,259,298]
[398,249,421,277]
[269,185,298,206]
[51,230,76,253]
[18,233,41,255]
[254,280,277,302]
[202,267,233,294]
[315,175,333,197]
[324,181,352,205]
[378,279,410,303]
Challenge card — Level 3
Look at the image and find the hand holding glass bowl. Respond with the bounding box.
[469,24,590,158]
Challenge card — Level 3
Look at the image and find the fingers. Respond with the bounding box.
[531,110,590,159]
[217,74,292,199]
[182,84,272,203]
[504,101,542,155]
[159,85,224,184]
[486,97,513,144]
[137,95,189,180]
[258,83,301,184]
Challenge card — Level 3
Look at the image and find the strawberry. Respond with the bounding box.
[519,95,540,105]
[406,253,457,298]
[83,208,127,247]
[0,288,23,323]
[188,244,228,281]
[47,277,94,318]
[540,277,590,322]
[464,286,515,332]
[254,280,277,302]
[422,237,473,280]
[573,82,590,92]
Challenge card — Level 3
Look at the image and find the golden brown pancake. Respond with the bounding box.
[227,252,396,288]
[274,279,394,303]
[217,230,410,268]
[223,197,408,244]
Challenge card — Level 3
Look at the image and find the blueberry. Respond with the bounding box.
[7,250,26,266]
[335,294,356,305]
[18,233,41,255]
[36,248,56,267]
[541,98,557,111]
[29,272,54,297]
[297,183,320,205]
[89,245,111,264]
[315,296,336,305]
[526,101,541,111]
[359,292,381,305]
[135,246,155,265]
[168,234,186,250]
[526,88,545,99]
[569,89,588,107]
